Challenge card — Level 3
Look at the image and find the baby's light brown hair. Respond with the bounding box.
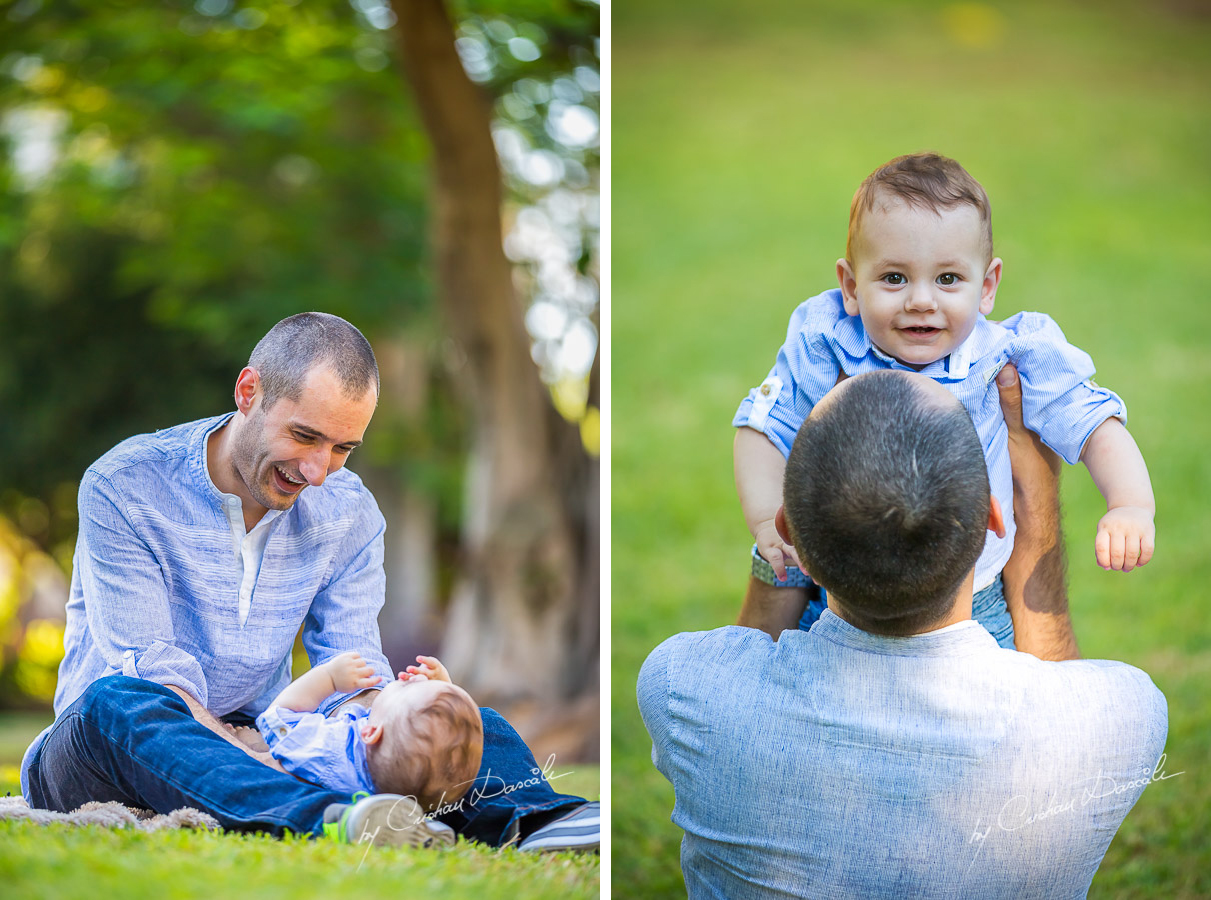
[366,686,484,812]
[847,152,993,264]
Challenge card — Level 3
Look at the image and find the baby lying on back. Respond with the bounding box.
[238,650,483,814]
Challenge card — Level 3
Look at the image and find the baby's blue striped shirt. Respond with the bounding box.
[734,289,1125,590]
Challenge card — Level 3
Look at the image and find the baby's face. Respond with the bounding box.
[838,197,1000,368]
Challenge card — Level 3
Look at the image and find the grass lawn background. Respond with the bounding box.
[611,0,1211,897]
[0,712,599,898]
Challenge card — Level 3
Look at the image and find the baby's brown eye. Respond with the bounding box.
[884,274,905,285]
[938,273,958,286]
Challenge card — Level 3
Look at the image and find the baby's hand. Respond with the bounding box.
[1095,506,1155,572]
[326,651,384,692]
[754,518,805,581]
[403,655,452,683]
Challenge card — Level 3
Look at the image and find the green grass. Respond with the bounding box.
[612,1,1211,897]
[0,713,598,897]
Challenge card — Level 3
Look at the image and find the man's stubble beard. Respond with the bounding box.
[229,404,296,512]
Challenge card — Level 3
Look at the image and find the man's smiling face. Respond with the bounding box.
[229,364,377,515]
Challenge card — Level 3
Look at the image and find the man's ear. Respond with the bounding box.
[360,721,384,746]
[979,257,1003,316]
[836,259,860,317]
[987,495,1007,540]
[234,367,261,416]
[774,506,794,546]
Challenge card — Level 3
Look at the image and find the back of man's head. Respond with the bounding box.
[782,372,990,635]
[249,312,379,408]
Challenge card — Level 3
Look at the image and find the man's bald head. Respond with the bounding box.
[782,371,991,635]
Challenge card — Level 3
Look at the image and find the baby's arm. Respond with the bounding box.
[268,650,383,713]
[1079,418,1155,572]
[404,654,452,683]
[734,426,803,579]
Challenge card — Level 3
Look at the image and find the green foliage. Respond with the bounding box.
[612,1,1211,897]
[0,0,431,505]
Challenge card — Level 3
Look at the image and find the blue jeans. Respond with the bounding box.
[23,676,582,843]
[797,574,1016,649]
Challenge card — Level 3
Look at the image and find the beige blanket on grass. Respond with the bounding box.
[0,795,219,831]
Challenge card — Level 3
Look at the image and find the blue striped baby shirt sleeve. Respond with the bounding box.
[734,293,845,458]
[1003,312,1127,465]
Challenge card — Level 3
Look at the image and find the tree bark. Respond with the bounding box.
[392,0,598,711]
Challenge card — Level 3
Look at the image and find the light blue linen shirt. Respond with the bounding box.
[638,612,1169,899]
[22,413,392,794]
[733,289,1127,589]
[257,704,376,795]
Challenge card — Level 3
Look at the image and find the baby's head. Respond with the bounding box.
[837,153,1003,368]
[361,676,484,812]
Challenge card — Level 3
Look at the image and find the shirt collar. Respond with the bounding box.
[830,315,994,381]
[809,608,999,657]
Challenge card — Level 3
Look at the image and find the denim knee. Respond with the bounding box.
[76,675,179,724]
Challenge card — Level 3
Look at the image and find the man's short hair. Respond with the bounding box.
[249,312,379,408]
[782,372,991,635]
[847,152,993,263]
[367,688,485,812]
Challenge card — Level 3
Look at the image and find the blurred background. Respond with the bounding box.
[612,0,1209,897]
[0,0,599,788]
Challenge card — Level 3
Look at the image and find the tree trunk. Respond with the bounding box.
[392,0,598,717]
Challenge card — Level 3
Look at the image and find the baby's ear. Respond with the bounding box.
[361,722,384,745]
[980,257,1003,315]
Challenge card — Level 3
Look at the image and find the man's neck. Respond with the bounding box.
[826,570,976,636]
[206,417,268,531]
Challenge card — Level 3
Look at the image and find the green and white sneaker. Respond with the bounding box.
[322,793,455,849]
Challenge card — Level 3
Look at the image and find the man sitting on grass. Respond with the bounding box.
[21,312,598,852]
[639,367,1167,898]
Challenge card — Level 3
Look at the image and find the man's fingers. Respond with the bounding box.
[996,364,1023,425]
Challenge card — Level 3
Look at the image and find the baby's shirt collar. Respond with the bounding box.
[831,314,996,381]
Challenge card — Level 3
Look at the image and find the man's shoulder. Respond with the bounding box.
[1009,653,1167,734]
[85,415,226,486]
[640,626,774,690]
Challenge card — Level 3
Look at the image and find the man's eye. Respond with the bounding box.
[938,273,959,286]
[883,274,905,285]
[293,432,313,443]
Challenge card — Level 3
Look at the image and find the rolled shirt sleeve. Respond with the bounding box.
[733,293,847,458]
[1004,312,1127,465]
[76,468,209,707]
[256,704,376,795]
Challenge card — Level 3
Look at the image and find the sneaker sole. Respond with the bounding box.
[343,794,455,849]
